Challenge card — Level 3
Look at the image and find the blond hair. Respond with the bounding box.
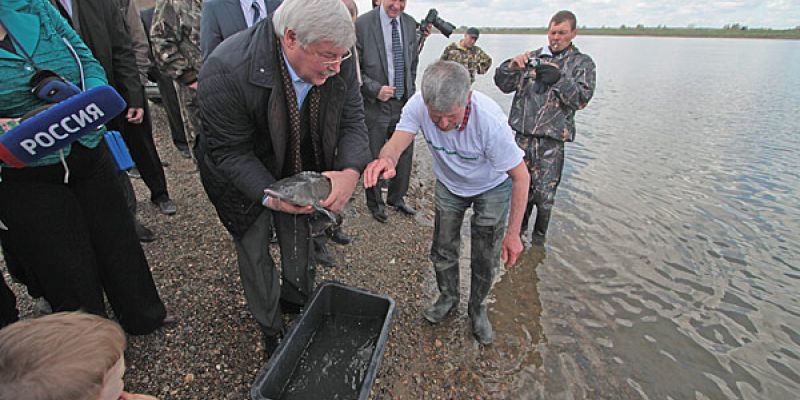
[0,312,126,400]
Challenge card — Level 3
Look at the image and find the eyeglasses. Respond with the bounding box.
[316,50,353,67]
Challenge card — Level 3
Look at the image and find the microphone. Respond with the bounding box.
[0,85,126,167]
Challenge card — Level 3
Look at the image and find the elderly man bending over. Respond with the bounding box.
[196,0,370,357]
[364,61,529,344]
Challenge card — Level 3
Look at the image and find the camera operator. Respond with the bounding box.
[494,10,596,245]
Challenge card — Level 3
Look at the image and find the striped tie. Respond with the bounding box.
[251,1,261,26]
[391,18,405,100]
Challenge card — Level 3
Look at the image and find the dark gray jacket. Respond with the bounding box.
[196,20,370,238]
[494,45,595,142]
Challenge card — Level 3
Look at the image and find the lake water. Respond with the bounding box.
[413,34,800,399]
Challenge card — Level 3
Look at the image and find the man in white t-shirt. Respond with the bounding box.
[364,61,530,344]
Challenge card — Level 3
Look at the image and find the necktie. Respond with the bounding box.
[391,18,405,100]
[251,1,262,26]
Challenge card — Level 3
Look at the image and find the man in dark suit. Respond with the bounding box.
[200,0,282,60]
[355,0,420,223]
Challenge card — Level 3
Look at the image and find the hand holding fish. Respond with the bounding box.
[320,169,360,213]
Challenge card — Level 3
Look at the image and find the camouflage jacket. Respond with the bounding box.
[440,42,492,83]
[494,45,595,142]
[150,0,202,85]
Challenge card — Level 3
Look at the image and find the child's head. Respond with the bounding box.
[0,312,127,400]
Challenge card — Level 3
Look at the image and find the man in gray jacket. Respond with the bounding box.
[196,0,369,356]
[494,10,596,245]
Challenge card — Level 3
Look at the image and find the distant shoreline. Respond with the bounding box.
[451,27,800,40]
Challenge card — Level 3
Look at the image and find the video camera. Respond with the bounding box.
[420,9,455,38]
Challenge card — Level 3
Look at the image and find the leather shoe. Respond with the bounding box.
[153,197,177,215]
[135,221,155,242]
[126,167,141,179]
[389,202,416,216]
[370,207,388,223]
[314,242,337,267]
[328,228,352,245]
[280,299,304,315]
[177,147,192,159]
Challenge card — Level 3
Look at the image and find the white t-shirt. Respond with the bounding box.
[396,91,524,197]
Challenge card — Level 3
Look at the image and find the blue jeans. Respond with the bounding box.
[430,178,511,309]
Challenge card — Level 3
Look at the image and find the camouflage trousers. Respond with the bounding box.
[515,133,565,237]
[175,82,200,163]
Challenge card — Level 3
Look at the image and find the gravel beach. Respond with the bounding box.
[2,102,543,399]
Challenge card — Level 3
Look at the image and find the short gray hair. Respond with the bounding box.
[341,0,358,19]
[273,0,356,49]
[421,61,471,113]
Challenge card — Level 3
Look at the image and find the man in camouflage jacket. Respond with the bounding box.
[150,0,203,162]
[494,10,596,244]
[440,27,492,83]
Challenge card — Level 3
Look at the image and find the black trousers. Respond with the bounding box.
[156,73,188,149]
[364,98,414,209]
[0,273,18,329]
[0,144,166,335]
[121,99,169,202]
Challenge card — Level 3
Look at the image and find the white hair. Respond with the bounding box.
[272,0,356,49]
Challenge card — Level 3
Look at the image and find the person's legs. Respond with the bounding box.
[74,145,167,335]
[0,151,108,318]
[156,73,189,155]
[0,274,19,329]
[175,83,200,163]
[233,211,283,336]
[423,181,468,323]
[364,104,392,221]
[121,101,172,207]
[530,138,565,243]
[386,101,415,213]
[468,178,512,344]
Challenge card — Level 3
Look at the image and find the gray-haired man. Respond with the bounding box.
[196,0,370,356]
[363,61,530,344]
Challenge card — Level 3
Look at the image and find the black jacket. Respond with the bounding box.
[196,20,370,238]
[70,0,144,108]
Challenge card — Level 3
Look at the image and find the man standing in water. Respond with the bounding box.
[364,61,529,344]
[494,10,596,245]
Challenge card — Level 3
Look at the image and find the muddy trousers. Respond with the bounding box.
[515,134,565,237]
[233,210,316,336]
[429,179,511,335]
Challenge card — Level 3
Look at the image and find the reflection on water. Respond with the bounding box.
[415,35,800,399]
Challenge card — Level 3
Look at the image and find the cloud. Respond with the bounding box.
[361,0,798,28]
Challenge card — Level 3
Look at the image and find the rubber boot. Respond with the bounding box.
[423,266,459,323]
[469,225,498,344]
[532,207,552,245]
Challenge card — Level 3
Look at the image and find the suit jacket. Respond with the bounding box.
[355,7,418,110]
[200,0,281,60]
[70,0,144,108]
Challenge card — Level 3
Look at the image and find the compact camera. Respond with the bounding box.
[29,70,82,103]
[420,9,456,38]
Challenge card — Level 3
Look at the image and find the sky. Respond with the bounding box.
[356,0,800,29]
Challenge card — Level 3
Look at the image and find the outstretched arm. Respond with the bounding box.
[501,161,530,267]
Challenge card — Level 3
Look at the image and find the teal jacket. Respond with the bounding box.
[0,0,108,168]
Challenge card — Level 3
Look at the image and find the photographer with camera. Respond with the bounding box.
[440,27,492,84]
[494,10,596,245]
[356,0,424,223]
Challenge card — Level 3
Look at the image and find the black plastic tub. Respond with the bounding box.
[251,282,396,400]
